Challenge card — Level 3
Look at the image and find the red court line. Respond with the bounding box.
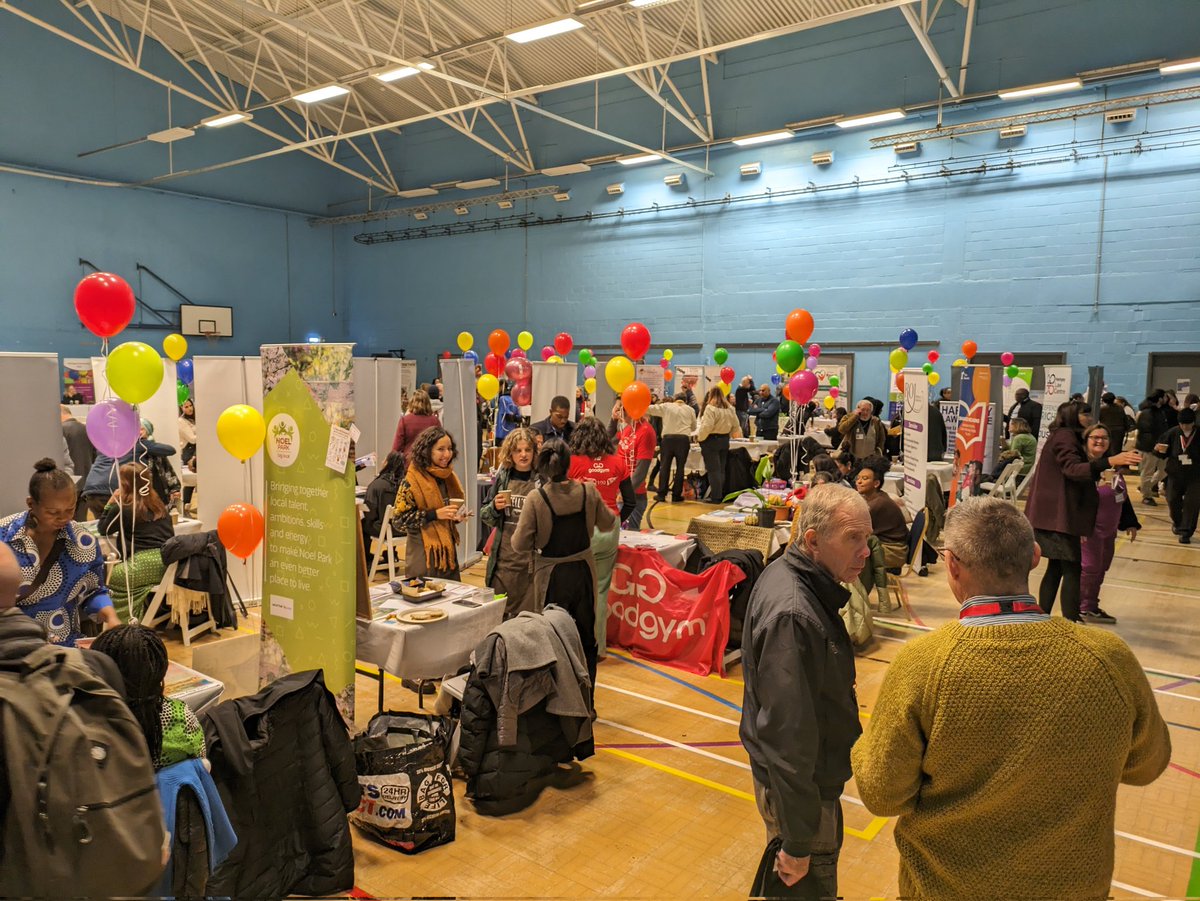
[1170,762,1200,780]
[597,741,744,750]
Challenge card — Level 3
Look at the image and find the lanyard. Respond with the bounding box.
[1182,430,1195,453]
[959,599,1042,619]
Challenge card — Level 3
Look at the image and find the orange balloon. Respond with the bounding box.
[896,372,906,392]
[785,309,814,345]
[217,502,264,560]
[663,369,674,381]
[622,381,651,420]
[961,340,977,360]
[782,384,791,401]
[487,329,510,356]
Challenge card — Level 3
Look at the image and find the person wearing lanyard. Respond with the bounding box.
[480,428,538,618]
[837,400,886,460]
[1078,424,1140,624]
[530,396,575,445]
[1156,407,1200,544]
[852,497,1170,901]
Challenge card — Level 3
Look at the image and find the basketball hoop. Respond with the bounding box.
[200,327,219,345]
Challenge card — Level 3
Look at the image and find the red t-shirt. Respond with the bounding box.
[569,454,629,514]
[618,423,657,495]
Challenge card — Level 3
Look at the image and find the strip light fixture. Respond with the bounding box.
[836,109,906,129]
[732,129,794,147]
[293,83,350,103]
[629,0,682,7]
[202,111,252,128]
[507,17,584,43]
[1160,56,1200,74]
[375,61,435,82]
[617,153,663,166]
[998,78,1083,100]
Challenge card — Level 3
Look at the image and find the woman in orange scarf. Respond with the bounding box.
[391,426,466,580]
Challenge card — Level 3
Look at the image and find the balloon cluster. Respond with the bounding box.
[604,322,653,419]
[772,308,821,405]
[1001,351,1020,387]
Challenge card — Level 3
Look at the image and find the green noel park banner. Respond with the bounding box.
[260,344,357,723]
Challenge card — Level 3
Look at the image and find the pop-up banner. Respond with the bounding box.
[950,365,992,507]
[901,369,929,520]
[260,343,357,724]
[606,547,742,676]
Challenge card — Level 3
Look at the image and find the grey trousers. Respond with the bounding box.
[751,780,842,900]
[1140,453,1166,497]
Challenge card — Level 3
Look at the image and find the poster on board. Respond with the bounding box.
[62,358,95,405]
[260,343,357,725]
[1038,366,1072,454]
[949,365,992,507]
[636,365,665,399]
[902,370,929,520]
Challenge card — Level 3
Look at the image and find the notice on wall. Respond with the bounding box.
[949,365,992,507]
[902,370,929,520]
[260,343,357,725]
[940,401,959,459]
[636,365,665,399]
[62,358,95,405]
[1038,365,1072,455]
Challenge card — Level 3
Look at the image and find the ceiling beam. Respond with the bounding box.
[957,0,977,96]
[899,3,961,99]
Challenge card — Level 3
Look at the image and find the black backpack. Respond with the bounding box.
[0,644,166,896]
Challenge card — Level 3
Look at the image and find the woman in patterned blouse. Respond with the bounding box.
[0,459,117,646]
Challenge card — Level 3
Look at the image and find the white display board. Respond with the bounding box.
[902,369,929,520]
[1038,366,1072,454]
[530,361,579,427]
[438,357,480,570]
[0,354,63,513]
[636,365,665,399]
[194,356,264,603]
[92,355,182,481]
[593,360,617,426]
[352,357,417,484]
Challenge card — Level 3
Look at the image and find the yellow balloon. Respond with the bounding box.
[718,381,731,396]
[457,331,473,352]
[776,363,787,376]
[217,404,265,462]
[108,341,164,405]
[663,349,674,361]
[824,395,836,410]
[163,333,188,362]
[548,355,563,364]
[476,374,499,401]
[605,355,635,393]
[952,358,967,368]
[929,371,941,386]
[583,377,597,394]
[517,330,534,351]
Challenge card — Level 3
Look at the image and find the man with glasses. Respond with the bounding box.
[851,497,1170,899]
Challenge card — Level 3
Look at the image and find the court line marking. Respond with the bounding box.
[607,652,743,711]
[598,718,751,771]
[1110,879,1159,897]
[1115,830,1200,860]
[596,682,741,726]
[1171,762,1200,780]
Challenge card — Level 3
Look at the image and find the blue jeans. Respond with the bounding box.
[625,493,648,530]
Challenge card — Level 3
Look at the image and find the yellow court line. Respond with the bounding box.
[600,748,890,842]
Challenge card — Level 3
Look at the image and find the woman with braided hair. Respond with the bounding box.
[92,624,205,770]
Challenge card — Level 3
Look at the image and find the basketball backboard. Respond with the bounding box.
[180,304,233,337]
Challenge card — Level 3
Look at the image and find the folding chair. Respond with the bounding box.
[141,560,218,647]
[368,504,406,582]
[981,460,1023,502]
[886,507,929,620]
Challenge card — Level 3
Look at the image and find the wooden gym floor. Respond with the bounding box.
[169,483,1200,899]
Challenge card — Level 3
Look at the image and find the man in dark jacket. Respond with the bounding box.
[927,400,948,461]
[735,376,756,435]
[749,385,781,440]
[530,396,574,444]
[61,406,95,521]
[740,484,872,898]
[1005,388,1043,439]
[1097,392,1134,453]
[1156,407,1200,543]
[1136,393,1170,505]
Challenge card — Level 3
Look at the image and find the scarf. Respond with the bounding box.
[405,463,465,573]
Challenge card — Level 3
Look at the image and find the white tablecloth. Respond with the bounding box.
[685,438,778,473]
[618,530,696,569]
[884,461,954,497]
[164,660,224,714]
[356,581,504,680]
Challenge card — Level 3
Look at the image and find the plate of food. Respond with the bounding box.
[392,577,446,602]
[395,608,448,625]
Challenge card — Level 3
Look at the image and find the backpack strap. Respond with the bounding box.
[17,536,66,602]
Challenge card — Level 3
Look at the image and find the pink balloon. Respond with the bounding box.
[86,399,139,458]
[830,387,840,399]
[809,343,821,358]
[509,347,526,360]
[584,365,596,379]
[788,371,819,405]
[541,345,554,362]
[659,358,670,369]
[1000,352,1014,366]
[511,382,532,406]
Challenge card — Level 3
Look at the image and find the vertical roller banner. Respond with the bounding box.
[1038,366,1072,455]
[949,365,992,507]
[260,343,357,724]
[902,370,929,520]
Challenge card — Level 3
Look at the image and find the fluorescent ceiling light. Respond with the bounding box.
[293,83,350,103]
[1160,56,1200,74]
[836,109,906,129]
[456,178,501,190]
[497,199,514,209]
[202,111,252,128]
[147,127,195,143]
[616,153,662,166]
[663,173,685,186]
[998,78,1083,100]
[507,17,584,44]
[375,61,435,82]
[413,211,428,220]
[454,205,469,215]
[396,187,438,198]
[732,130,794,147]
[553,192,571,202]
[541,163,592,176]
[629,0,681,7]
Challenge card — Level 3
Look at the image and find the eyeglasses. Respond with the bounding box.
[935,546,956,563]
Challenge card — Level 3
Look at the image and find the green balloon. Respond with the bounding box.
[775,340,804,374]
[1006,363,1020,378]
[579,349,594,366]
[828,375,839,388]
[922,362,934,375]
[713,347,728,365]
[176,380,190,405]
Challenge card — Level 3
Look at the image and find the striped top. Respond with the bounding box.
[958,594,1048,626]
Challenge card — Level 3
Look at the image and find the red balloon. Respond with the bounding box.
[511,382,532,406]
[720,366,735,385]
[961,340,978,360]
[509,348,527,360]
[505,358,532,382]
[487,329,510,356]
[485,352,504,377]
[659,358,670,369]
[217,502,264,560]
[622,381,651,419]
[785,309,814,345]
[927,350,940,364]
[554,332,573,357]
[442,351,452,359]
[74,272,135,339]
[620,322,652,361]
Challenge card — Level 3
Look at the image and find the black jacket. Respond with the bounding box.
[927,402,948,461]
[362,472,400,540]
[200,670,360,899]
[161,530,237,628]
[62,419,95,494]
[1006,398,1043,437]
[1160,426,1200,482]
[1136,402,1169,453]
[739,546,861,858]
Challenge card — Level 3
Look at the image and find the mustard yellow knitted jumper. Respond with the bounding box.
[851,617,1171,900]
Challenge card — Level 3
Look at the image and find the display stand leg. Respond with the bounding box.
[354,664,386,713]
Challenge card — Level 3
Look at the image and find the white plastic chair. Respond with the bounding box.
[981,460,1023,502]
[141,560,217,647]
[368,504,406,582]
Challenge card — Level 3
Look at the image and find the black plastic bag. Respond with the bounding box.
[350,712,456,854]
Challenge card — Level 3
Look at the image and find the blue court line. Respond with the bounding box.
[607,653,743,713]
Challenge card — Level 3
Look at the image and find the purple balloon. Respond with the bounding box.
[806,356,818,371]
[584,365,596,379]
[789,370,819,405]
[1003,374,1013,387]
[87,399,139,457]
